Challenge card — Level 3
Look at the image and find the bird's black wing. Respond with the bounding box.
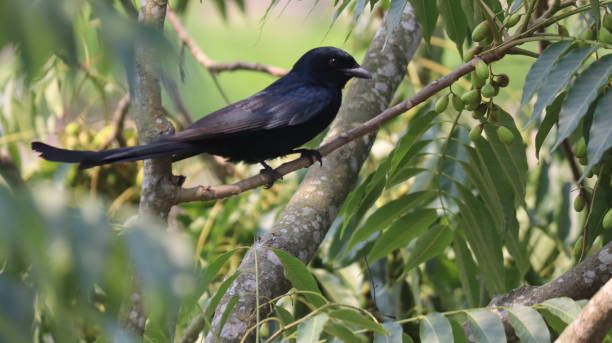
[165,83,337,142]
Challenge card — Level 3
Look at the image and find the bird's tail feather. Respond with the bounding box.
[31,141,196,169]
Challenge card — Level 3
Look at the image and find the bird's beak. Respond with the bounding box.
[342,66,372,79]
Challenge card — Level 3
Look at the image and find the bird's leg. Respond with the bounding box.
[293,149,323,166]
[259,161,283,189]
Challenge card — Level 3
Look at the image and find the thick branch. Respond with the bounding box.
[556,277,612,343]
[487,241,612,341]
[196,6,422,343]
[166,7,287,77]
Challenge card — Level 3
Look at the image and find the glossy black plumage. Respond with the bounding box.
[31,47,371,172]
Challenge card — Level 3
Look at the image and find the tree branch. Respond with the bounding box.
[194,6,423,343]
[556,277,612,343]
[486,241,612,341]
[166,6,287,77]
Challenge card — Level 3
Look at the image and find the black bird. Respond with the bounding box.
[31,47,371,186]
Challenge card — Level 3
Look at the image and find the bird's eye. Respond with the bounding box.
[329,58,337,66]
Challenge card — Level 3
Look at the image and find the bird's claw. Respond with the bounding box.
[259,164,283,189]
[295,149,323,166]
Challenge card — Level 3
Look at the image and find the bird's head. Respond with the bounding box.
[290,47,371,88]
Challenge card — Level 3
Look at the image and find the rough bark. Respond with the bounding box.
[198,6,422,343]
[128,0,181,222]
[556,277,612,343]
[485,241,612,341]
[121,0,178,336]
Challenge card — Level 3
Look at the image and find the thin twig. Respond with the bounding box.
[100,94,130,150]
[166,7,287,77]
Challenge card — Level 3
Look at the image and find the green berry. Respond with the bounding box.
[492,74,509,88]
[603,209,612,229]
[461,89,481,105]
[505,14,521,28]
[573,237,584,257]
[471,71,486,88]
[464,46,484,63]
[481,83,497,98]
[469,125,483,141]
[497,126,514,144]
[579,157,588,166]
[472,21,491,42]
[475,60,489,80]
[452,94,464,111]
[573,195,586,212]
[465,101,480,111]
[472,104,487,119]
[435,95,450,113]
[575,138,587,159]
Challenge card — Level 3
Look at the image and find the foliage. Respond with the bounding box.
[0,0,611,342]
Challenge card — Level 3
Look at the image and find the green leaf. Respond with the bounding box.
[419,312,453,343]
[540,297,582,324]
[585,89,612,177]
[521,41,571,106]
[529,46,596,126]
[374,321,403,343]
[271,248,326,308]
[453,236,480,307]
[409,0,438,42]
[297,313,329,343]
[204,249,239,285]
[404,224,454,271]
[465,310,507,343]
[324,321,365,342]
[455,186,506,294]
[535,92,565,159]
[451,319,469,343]
[205,271,240,318]
[328,309,388,334]
[387,167,427,188]
[390,110,438,173]
[552,54,612,152]
[507,305,551,343]
[367,209,438,262]
[437,0,468,53]
[348,190,436,249]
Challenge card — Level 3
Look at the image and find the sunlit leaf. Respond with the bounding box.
[507,304,551,343]
[420,312,453,343]
[374,321,403,343]
[465,310,506,343]
[328,309,388,334]
[297,313,329,343]
[540,297,582,324]
[535,92,565,159]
